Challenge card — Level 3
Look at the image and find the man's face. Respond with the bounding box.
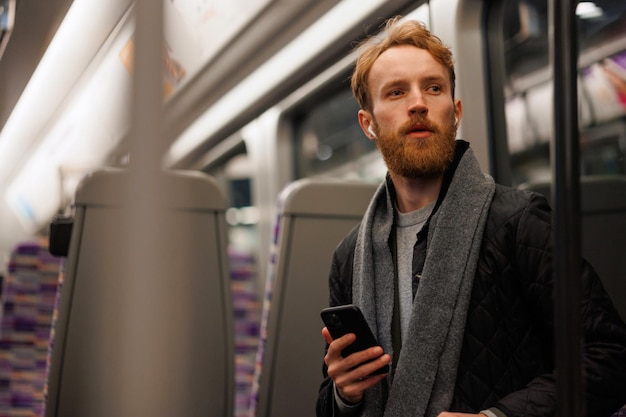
[361,45,461,178]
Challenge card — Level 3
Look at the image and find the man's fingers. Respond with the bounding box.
[326,332,357,355]
[321,327,333,344]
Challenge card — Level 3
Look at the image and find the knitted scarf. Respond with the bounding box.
[352,143,495,417]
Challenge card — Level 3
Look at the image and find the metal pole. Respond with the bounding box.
[550,0,584,415]
[122,0,165,415]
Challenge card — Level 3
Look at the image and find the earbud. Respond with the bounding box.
[368,126,377,138]
[454,117,459,128]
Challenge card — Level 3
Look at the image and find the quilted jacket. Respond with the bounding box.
[316,174,626,417]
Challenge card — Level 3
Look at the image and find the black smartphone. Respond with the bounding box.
[320,304,390,375]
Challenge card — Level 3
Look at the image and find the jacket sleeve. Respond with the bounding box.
[496,193,626,417]
[316,227,359,417]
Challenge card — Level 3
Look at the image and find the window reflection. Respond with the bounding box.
[292,85,377,179]
[500,0,626,185]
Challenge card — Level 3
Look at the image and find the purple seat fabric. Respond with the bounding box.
[0,241,62,417]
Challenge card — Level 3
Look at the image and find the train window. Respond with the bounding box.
[286,2,431,182]
[291,82,377,179]
[491,0,626,186]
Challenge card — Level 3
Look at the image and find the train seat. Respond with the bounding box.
[519,174,626,320]
[249,178,377,417]
[0,240,62,417]
[43,168,234,417]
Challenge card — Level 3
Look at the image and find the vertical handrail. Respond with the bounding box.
[122,0,165,415]
[550,0,584,415]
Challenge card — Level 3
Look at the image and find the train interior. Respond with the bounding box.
[0,0,624,416]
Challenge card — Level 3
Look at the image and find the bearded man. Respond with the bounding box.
[316,17,626,417]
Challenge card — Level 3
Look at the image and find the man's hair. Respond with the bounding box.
[351,17,456,112]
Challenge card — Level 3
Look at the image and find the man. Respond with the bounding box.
[316,17,626,417]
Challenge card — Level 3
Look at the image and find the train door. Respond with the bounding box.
[484,0,626,411]
[484,0,626,315]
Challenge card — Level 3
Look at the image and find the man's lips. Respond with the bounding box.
[406,123,433,137]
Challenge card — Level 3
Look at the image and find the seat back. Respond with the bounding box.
[520,175,626,320]
[44,168,234,417]
[250,178,377,417]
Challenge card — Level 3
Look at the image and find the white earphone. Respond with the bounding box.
[454,117,459,127]
[368,125,377,138]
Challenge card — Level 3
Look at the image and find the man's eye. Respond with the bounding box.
[428,85,442,93]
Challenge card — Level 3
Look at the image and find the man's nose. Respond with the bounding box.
[408,90,428,115]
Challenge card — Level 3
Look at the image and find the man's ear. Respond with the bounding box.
[454,99,463,127]
[358,109,376,140]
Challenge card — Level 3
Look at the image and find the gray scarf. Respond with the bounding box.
[353,145,495,417]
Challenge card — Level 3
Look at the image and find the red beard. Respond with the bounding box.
[374,116,456,178]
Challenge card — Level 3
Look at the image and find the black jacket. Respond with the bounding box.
[317,158,626,417]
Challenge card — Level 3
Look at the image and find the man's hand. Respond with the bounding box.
[322,327,391,404]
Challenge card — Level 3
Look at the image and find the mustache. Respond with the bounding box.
[400,116,439,134]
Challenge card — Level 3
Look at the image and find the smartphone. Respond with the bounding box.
[320,304,390,375]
